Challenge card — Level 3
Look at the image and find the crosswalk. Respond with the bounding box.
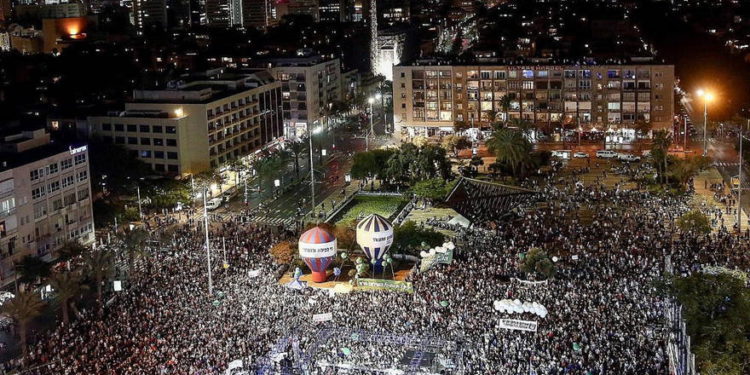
[250,215,297,227]
[714,162,740,167]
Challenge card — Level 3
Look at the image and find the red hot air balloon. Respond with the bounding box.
[298,227,337,283]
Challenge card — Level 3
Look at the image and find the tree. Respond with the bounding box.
[384,144,451,185]
[453,120,470,133]
[288,141,307,179]
[392,221,445,256]
[412,136,428,147]
[193,169,226,194]
[253,153,287,199]
[83,249,114,314]
[56,241,87,263]
[671,272,750,375]
[508,118,535,138]
[441,135,471,155]
[470,155,484,170]
[498,94,512,123]
[652,130,672,184]
[485,109,499,124]
[677,210,712,234]
[2,291,45,357]
[270,241,295,264]
[411,178,452,202]
[16,255,51,285]
[333,221,358,252]
[225,158,245,186]
[415,145,451,181]
[120,228,149,276]
[486,128,534,178]
[519,248,555,280]
[49,271,88,324]
[351,149,395,180]
[670,156,711,188]
[351,151,378,180]
[634,120,653,137]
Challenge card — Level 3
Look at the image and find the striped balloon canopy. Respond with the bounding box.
[298,226,337,282]
[356,214,394,261]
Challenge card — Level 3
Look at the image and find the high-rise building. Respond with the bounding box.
[393,61,675,138]
[319,0,350,22]
[254,55,343,139]
[242,0,277,28]
[0,129,95,286]
[87,70,284,174]
[167,0,192,29]
[133,0,168,31]
[275,0,319,22]
[374,31,405,80]
[380,0,409,25]
[15,2,87,19]
[206,0,244,27]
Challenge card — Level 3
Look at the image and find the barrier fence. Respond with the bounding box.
[664,255,696,375]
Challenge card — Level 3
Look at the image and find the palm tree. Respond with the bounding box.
[119,228,149,277]
[15,255,51,285]
[83,249,114,315]
[225,158,245,186]
[485,109,499,125]
[56,241,87,263]
[49,271,88,324]
[498,94,512,124]
[2,291,45,358]
[486,128,533,178]
[508,118,535,139]
[653,130,672,184]
[288,141,307,179]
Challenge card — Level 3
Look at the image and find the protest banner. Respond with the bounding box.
[498,319,538,332]
[357,278,414,293]
[312,312,333,322]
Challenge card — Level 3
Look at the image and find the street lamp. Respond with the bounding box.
[367,97,375,151]
[696,89,714,156]
[309,125,323,218]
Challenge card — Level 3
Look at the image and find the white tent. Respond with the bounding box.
[286,279,308,290]
[447,214,471,228]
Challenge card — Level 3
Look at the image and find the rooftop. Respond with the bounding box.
[132,70,277,104]
[0,129,84,173]
[398,56,668,67]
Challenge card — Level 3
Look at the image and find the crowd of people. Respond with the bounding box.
[12,169,750,375]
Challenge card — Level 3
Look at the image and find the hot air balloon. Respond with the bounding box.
[298,226,337,283]
[356,214,394,272]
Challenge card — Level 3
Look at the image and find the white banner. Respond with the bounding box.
[248,269,261,278]
[225,359,243,375]
[498,319,538,332]
[299,239,337,258]
[513,278,548,286]
[312,312,333,322]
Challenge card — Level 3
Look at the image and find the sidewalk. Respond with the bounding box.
[691,167,749,232]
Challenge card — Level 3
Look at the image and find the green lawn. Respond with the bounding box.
[334,195,407,225]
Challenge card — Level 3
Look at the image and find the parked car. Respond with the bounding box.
[595,150,618,158]
[617,153,641,162]
[551,150,572,159]
[573,152,589,158]
[205,198,223,211]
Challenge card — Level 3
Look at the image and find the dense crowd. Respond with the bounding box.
[13,176,750,374]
